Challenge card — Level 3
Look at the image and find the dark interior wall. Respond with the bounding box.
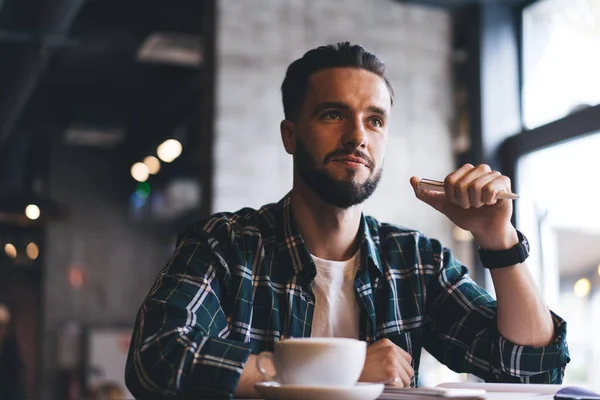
[41,143,174,399]
[0,268,41,400]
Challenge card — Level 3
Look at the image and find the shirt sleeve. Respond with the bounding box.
[125,226,252,399]
[421,238,570,383]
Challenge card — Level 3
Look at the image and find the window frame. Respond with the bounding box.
[500,0,600,225]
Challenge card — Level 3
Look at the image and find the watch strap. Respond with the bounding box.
[478,229,530,269]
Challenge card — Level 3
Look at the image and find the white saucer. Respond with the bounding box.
[254,381,384,400]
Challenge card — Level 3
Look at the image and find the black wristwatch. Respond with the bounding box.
[478,229,530,269]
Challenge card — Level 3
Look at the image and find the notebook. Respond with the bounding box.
[379,386,486,399]
[439,382,600,400]
[379,383,600,400]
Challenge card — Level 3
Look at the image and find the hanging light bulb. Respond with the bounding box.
[4,243,17,259]
[143,156,161,175]
[25,204,41,220]
[26,242,39,260]
[131,162,150,182]
[157,139,182,163]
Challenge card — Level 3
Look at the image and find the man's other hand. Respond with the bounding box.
[358,338,414,387]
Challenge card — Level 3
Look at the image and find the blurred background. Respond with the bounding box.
[0,0,598,398]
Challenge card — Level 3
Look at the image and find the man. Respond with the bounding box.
[125,42,570,399]
[0,304,26,400]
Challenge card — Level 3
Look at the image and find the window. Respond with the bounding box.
[516,132,600,390]
[517,0,600,387]
[522,0,600,129]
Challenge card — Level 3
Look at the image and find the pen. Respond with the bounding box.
[418,178,519,200]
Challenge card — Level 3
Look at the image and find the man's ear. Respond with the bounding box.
[280,120,296,155]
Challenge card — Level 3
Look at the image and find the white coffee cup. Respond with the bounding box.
[256,337,367,386]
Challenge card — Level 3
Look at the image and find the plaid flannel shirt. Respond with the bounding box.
[125,194,570,399]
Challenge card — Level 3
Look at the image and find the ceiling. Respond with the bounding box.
[0,0,208,209]
[0,0,537,223]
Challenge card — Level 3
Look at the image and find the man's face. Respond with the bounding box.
[290,67,391,208]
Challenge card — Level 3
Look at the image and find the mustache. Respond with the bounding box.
[324,149,375,169]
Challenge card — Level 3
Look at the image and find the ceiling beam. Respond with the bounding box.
[0,0,86,146]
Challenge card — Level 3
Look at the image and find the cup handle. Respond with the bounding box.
[256,351,276,382]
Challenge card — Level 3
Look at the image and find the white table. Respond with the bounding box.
[242,382,564,400]
[241,395,553,400]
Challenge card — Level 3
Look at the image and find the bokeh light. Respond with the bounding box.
[25,204,40,220]
[157,139,182,163]
[131,162,150,182]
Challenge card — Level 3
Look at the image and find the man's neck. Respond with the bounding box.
[290,181,362,262]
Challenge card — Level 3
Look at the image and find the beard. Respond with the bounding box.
[295,139,382,209]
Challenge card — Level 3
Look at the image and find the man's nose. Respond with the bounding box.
[342,120,368,150]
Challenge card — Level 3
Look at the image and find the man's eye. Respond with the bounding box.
[323,111,341,120]
[370,117,383,127]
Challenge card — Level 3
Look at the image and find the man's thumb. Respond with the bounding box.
[409,176,446,213]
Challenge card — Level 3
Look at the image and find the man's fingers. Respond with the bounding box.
[469,171,500,208]
[482,174,512,205]
[416,164,509,211]
[393,347,414,380]
[395,360,412,387]
[444,163,475,205]
[395,346,412,364]
[373,338,412,366]
[397,354,414,378]
[410,176,448,214]
[453,165,491,209]
[365,338,414,387]
[390,343,414,383]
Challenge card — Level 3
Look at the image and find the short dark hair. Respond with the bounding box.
[281,42,394,120]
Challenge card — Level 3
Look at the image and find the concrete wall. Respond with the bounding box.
[42,146,172,398]
[215,0,455,244]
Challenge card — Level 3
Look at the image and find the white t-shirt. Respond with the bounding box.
[310,250,361,339]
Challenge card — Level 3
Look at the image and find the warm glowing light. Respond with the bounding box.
[4,243,17,259]
[574,278,591,298]
[25,204,40,220]
[68,266,86,289]
[131,162,150,182]
[597,264,600,277]
[157,139,182,163]
[143,156,161,175]
[26,242,39,260]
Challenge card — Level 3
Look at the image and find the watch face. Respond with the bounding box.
[522,235,530,251]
